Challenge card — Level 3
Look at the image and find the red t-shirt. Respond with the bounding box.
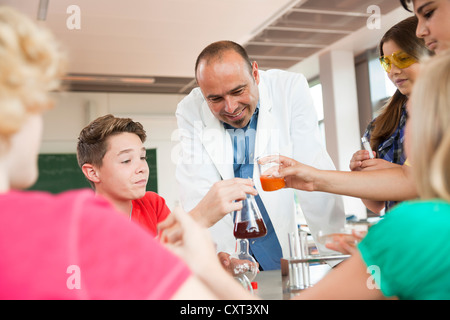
[0,189,190,299]
[131,192,170,236]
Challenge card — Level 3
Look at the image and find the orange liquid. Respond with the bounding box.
[260,175,285,191]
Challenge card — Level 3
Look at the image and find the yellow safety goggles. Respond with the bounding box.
[379,51,417,73]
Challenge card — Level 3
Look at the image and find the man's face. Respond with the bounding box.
[196,50,260,129]
[95,132,149,201]
[413,0,450,54]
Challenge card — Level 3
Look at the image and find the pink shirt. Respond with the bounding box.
[0,189,190,299]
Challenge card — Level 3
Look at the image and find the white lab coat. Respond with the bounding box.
[175,69,345,260]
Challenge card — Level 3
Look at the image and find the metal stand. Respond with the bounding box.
[282,254,350,265]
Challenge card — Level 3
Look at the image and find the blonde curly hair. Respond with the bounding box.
[0,6,66,142]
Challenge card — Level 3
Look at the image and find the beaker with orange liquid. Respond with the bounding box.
[256,154,286,191]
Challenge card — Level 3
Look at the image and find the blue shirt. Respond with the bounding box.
[223,105,282,270]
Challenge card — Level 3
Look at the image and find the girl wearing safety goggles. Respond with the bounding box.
[350,16,433,214]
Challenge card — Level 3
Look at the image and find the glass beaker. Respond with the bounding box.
[230,193,268,283]
[256,154,286,191]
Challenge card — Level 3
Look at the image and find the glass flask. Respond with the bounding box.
[230,193,267,284]
[233,193,267,239]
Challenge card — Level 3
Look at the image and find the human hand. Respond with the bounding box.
[190,178,258,227]
[324,230,367,255]
[158,207,221,277]
[350,149,401,172]
[359,158,402,171]
[349,150,376,171]
[218,252,233,273]
[217,252,259,277]
[269,155,318,192]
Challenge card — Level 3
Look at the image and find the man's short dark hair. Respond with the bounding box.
[194,40,252,81]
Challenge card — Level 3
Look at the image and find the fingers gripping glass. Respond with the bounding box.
[379,51,417,73]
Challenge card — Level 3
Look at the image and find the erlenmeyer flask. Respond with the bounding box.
[230,193,268,284]
[233,193,267,239]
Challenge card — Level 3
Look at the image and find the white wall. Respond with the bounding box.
[319,50,367,219]
[41,91,185,210]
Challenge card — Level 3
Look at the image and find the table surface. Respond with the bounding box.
[254,264,332,299]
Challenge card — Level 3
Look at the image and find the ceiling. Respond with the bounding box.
[1,0,404,94]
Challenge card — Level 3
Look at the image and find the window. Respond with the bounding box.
[309,81,326,146]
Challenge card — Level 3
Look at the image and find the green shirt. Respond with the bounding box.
[358,199,450,300]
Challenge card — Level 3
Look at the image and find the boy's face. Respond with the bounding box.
[95,132,149,201]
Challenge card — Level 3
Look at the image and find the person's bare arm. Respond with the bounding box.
[278,155,417,201]
[171,275,219,299]
[171,270,255,300]
[315,166,417,201]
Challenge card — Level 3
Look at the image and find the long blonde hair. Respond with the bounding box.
[0,7,65,144]
[410,51,450,201]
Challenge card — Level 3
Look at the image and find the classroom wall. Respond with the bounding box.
[41,91,185,209]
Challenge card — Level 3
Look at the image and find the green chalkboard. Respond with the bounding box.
[28,149,158,194]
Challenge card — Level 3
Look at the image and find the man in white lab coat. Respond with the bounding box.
[175,41,345,270]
